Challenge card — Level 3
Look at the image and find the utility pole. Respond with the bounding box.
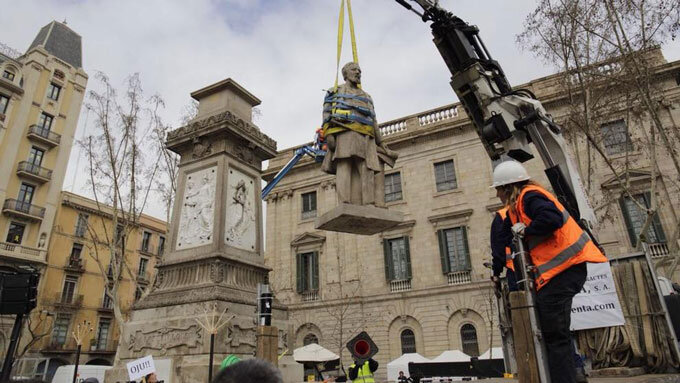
[0,313,24,381]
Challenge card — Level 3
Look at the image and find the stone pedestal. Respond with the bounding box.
[315,203,404,235]
[106,79,290,383]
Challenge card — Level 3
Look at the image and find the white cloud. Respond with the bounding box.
[3,0,678,219]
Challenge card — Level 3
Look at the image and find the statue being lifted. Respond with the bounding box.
[321,62,398,207]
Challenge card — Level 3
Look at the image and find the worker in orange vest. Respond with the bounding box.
[491,161,607,383]
[490,206,517,292]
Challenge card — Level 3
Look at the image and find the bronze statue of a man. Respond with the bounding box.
[321,62,397,206]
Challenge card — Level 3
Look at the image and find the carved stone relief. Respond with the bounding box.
[278,329,288,351]
[128,325,202,354]
[176,166,216,250]
[192,137,213,159]
[224,318,257,353]
[225,168,256,251]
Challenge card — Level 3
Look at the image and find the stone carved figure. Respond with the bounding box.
[128,325,202,354]
[225,320,257,351]
[177,167,216,249]
[321,62,398,206]
[225,169,256,250]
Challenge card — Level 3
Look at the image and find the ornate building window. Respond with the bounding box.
[600,119,632,155]
[437,226,471,273]
[0,93,9,114]
[2,70,15,81]
[620,192,666,246]
[6,222,25,244]
[95,318,111,350]
[158,236,166,255]
[138,257,149,277]
[61,275,78,303]
[385,172,403,202]
[400,329,417,354]
[74,213,88,237]
[141,231,152,252]
[51,313,71,345]
[303,333,318,345]
[69,243,83,261]
[38,112,54,131]
[301,191,317,219]
[46,83,61,101]
[383,236,412,281]
[460,324,479,357]
[434,160,457,192]
[296,251,319,293]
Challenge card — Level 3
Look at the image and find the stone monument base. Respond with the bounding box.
[315,203,403,235]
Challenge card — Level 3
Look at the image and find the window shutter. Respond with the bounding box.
[404,236,412,279]
[644,192,667,243]
[383,239,394,281]
[461,226,471,270]
[312,252,319,290]
[296,253,304,293]
[619,196,638,247]
[437,229,450,273]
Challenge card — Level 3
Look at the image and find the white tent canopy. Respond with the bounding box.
[293,343,339,363]
[431,350,471,362]
[478,347,504,360]
[386,353,431,382]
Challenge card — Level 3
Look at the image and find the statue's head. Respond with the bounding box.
[341,62,361,84]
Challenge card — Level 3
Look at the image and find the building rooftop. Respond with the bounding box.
[27,21,83,68]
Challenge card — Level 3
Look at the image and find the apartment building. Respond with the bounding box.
[17,191,167,381]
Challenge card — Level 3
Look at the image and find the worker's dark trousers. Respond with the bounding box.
[536,262,587,383]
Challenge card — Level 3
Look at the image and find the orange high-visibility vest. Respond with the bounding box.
[496,207,515,271]
[508,184,607,290]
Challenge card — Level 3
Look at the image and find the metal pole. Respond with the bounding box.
[72,344,81,383]
[209,332,215,383]
[0,312,24,381]
[514,235,551,383]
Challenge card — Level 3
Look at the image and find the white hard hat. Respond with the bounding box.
[490,161,530,188]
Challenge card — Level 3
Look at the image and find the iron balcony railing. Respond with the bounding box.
[17,161,53,180]
[447,270,472,286]
[28,124,61,145]
[389,279,412,293]
[3,198,46,218]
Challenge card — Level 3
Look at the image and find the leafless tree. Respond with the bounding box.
[518,0,680,275]
[13,311,54,364]
[78,72,168,338]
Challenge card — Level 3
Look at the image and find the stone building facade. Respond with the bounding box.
[263,49,680,381]
[13,191,167,381]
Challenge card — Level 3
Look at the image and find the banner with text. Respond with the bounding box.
[570,262,625,331]
[127,355,156,381]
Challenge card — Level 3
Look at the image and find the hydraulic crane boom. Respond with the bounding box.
[396,0,597,230]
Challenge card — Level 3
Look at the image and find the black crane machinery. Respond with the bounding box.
[393,1,606,381]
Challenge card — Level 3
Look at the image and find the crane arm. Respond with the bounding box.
[396,0,596,229]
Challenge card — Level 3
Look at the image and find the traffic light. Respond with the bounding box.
[0,272,40,315]
[257,283,273,326]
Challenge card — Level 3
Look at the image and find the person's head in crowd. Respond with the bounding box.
[142,372,158,383]
[82,378,99,383]
[211,358,282,383]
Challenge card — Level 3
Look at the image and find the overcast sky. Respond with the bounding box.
[2,0,678,219]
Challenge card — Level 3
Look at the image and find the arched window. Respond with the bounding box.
[400,329,416,354]
[460,324,479,357]
[303,333,318,346]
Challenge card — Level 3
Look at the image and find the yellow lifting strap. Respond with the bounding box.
[334,0,360,91]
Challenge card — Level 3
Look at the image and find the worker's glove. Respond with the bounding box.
[512,222,526,237]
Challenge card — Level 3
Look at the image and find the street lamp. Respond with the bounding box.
[71,320,93,383]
